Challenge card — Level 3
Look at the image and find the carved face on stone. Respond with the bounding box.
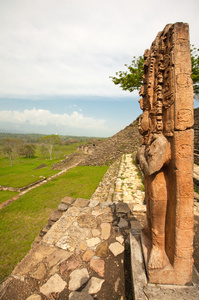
[138,110,149,136]
[156,116,163,132]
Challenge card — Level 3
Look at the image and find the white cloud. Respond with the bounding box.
[0,0,198,98]
[0,108,106,130]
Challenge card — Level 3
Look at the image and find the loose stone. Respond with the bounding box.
[58,203,69,211]
[83,277,105,294]
[109,242,125,256]
[86,237,101,248]
[118,218,128,228]
[96,241,109,258]
[90,257,105,277]
[82,249,95,262]
[69,291,94,300]
[68,268,89,291]
[59,255,79,274]
[40,274,66,296]
[100,223,111,240]
[61,196,75,205]
[116,235,124,245]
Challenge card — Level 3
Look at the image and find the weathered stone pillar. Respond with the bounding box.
[136,22,194,284]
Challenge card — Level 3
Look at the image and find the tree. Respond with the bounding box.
[110,56,144,93]
[39,135,61,160]
[191,45,199,100]
[22,144,36,159]
[110,46,199,100]
[1,138,22,166]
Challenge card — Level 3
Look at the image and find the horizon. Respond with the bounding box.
[0,1,198,137]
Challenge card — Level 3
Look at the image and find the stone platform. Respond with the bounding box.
[130,229,199,300]
[0,154,198,299]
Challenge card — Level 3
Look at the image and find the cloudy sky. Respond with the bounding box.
[0,0,198,137]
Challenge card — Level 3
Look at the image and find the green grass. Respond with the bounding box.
[0,191,19,205]
[0,157,61,186]
[0,142,85,188]
[0,165,109,282]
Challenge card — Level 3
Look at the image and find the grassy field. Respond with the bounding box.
[0,191,19,205]
[0,165,109,282]
[0,142,85,203]
[0,157,60,187]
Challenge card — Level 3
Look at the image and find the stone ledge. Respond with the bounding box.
[130,229,199,300]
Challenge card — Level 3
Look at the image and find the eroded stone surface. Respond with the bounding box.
[90,257,105,278]
[109,242,125,256]
[26,295,42,300]
[83,277,105,294]
[30,263,46,280]
[96,241,109,258]
[40,274,66,296]
[86,237,101,248]
[100,223,111,240]
[61,196,75,205]
[73,198,90,207]
[68,268,89,291]
[69,291,94,300]
[58,203,69,211]
[136,22,194,284]
[77,214,98,228]
[82,249,95,262]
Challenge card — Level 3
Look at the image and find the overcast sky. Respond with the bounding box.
[0,0,198,137]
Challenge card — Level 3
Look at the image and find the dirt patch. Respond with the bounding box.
[34,164,47,170]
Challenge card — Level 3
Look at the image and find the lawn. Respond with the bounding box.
[0,142,85,194]
[0,165,109,282]
[0,191,19,205]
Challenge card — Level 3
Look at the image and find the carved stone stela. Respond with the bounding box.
[136,23,194,284]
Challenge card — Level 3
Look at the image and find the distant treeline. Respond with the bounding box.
[0,132,104,145]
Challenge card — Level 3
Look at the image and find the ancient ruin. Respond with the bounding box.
[136,22,194,284]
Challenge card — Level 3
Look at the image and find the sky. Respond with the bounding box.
[0,0,198,137]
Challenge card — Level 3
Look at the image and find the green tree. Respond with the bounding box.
[39,135,61,160]
[1,138,22,166]
[110,46,199,99]
[21,144,36,159]
[110,56,144,93]
[191,45,199,100]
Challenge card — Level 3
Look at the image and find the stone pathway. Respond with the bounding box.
[0,154,146,300]
[91,154,145,210]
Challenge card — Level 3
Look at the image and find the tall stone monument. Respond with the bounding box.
[136,23,194,284]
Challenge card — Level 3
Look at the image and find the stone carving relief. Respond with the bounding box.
[136,23,194,285]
